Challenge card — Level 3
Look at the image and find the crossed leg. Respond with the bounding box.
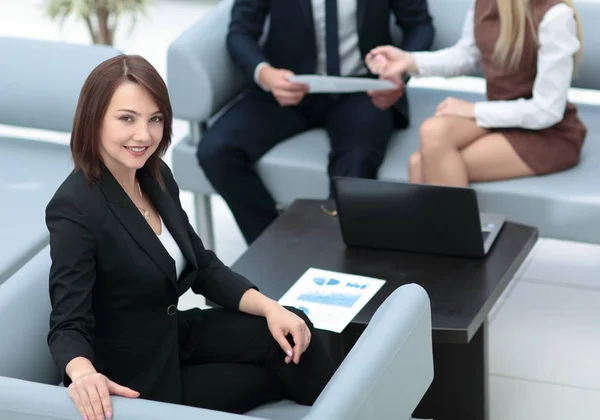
[408,116,534,186]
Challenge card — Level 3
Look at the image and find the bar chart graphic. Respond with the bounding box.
[279,268,386,332]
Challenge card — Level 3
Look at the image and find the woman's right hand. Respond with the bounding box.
[365,45,417,85]
[68,371,139,420]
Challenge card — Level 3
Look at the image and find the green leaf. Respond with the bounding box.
[42,0,151,44]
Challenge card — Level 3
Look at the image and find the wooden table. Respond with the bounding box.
[232,199,538,420]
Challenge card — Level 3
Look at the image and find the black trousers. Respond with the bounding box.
[179,307,336,414]
[197,90,398,244]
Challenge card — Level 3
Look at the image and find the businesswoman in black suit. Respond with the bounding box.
[46,54,335,420]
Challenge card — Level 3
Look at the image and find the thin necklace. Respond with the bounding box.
[136,181,150,220]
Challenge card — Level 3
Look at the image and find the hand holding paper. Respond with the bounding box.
[258,65,309,106]
[368,83,405,110]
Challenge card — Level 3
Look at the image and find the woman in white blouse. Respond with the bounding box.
[366,0,587,187]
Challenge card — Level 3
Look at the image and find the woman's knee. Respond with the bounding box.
[419,117,451,154]
[408,151,422,170]
[408,151,424,183]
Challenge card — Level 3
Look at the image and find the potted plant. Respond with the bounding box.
[44,0,150,46]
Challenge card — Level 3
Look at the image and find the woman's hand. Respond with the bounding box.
[435,97,475,119]
[265,305,312,365]
[68,371,139,420]
[366,45,417,85]
[238,289,312,364]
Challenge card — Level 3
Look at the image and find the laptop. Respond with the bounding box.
[332,177,505,257]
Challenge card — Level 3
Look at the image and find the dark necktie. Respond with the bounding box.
[325,0,341,76]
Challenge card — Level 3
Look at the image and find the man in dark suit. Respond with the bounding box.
[197,0,435,244]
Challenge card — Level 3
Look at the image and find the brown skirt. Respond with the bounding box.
[494,103,587,175]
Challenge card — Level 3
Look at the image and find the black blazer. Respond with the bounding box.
[227,0,435,121]
[46,162,255,404]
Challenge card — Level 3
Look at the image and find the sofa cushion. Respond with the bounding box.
[0,137,72,284]
[0,37,120,132]
[245,400,309,420]
[0,247,59,385]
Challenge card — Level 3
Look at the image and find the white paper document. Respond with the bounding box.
[278,268,386,333]
[287,75,397,93]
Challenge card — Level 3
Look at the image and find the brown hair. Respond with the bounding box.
[71,54,172,185]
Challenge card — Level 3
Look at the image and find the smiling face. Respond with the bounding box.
[98,81,164,178]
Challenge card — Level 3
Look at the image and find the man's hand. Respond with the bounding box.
[368,83,405,110]
[259,65,309,107]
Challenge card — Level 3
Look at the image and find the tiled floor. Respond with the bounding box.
[3,0,600,418]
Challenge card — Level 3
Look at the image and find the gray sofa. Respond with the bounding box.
[167,0,600,247]
[0,36,121,285]
[0,246,434,420]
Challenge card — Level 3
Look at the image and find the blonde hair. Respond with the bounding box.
[493,0,583,73]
